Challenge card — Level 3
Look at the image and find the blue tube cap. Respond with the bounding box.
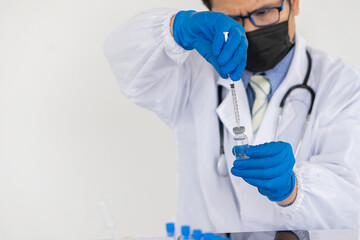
[166,223,175,237]
[192,229,202,240]
[181,226,190,239]
[213,236,226,240]
[202,233,214,240]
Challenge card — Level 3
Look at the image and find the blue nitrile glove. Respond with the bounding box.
[172,11,248,81]
[231,142,296,202]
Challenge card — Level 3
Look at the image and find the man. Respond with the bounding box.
[104,0,360,232]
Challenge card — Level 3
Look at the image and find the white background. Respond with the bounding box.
[1,0,360,240]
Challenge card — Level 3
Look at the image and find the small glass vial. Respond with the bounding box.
[233,126,249,160]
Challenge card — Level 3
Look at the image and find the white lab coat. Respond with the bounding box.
[104,8,360,232]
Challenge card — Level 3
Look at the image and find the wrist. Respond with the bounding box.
[170,15,175,36]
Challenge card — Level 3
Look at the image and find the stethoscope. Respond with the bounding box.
[217,50,316,177]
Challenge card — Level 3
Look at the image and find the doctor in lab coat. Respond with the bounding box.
[104,0,360,233]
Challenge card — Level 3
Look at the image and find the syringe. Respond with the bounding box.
[223,32,249,160]
[223,32,241,129]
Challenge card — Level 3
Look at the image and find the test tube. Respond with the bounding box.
[166,223,175,240]
[181,226,190,240]
[192,229,202,240]
[98,201,120,240]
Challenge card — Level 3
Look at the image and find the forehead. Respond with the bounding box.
[211,0,281,15]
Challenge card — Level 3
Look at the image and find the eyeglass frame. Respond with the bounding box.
[228,0,288,27]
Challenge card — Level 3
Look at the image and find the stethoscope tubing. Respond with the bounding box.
[275,50,315,158]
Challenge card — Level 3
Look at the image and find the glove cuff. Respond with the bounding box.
[172,10,196,50]
[268,172,296,202]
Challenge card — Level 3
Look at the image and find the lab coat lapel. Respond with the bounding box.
[253,34,309,145]
[216,78,254,143]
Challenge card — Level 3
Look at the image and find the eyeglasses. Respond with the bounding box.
[229,0,287,27]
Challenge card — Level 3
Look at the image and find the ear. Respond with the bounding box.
[291,0,300,16]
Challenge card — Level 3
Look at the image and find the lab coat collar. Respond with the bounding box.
[216,33,309,145]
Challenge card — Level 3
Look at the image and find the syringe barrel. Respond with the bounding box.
[230,83,241,127]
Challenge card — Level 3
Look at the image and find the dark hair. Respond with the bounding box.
[201,0,212,10]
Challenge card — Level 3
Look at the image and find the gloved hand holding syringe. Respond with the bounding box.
[223,32,249,160]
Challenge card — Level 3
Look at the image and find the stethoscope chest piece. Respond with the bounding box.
[217,153,228,177]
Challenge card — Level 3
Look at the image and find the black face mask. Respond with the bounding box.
[245,21,294,73]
